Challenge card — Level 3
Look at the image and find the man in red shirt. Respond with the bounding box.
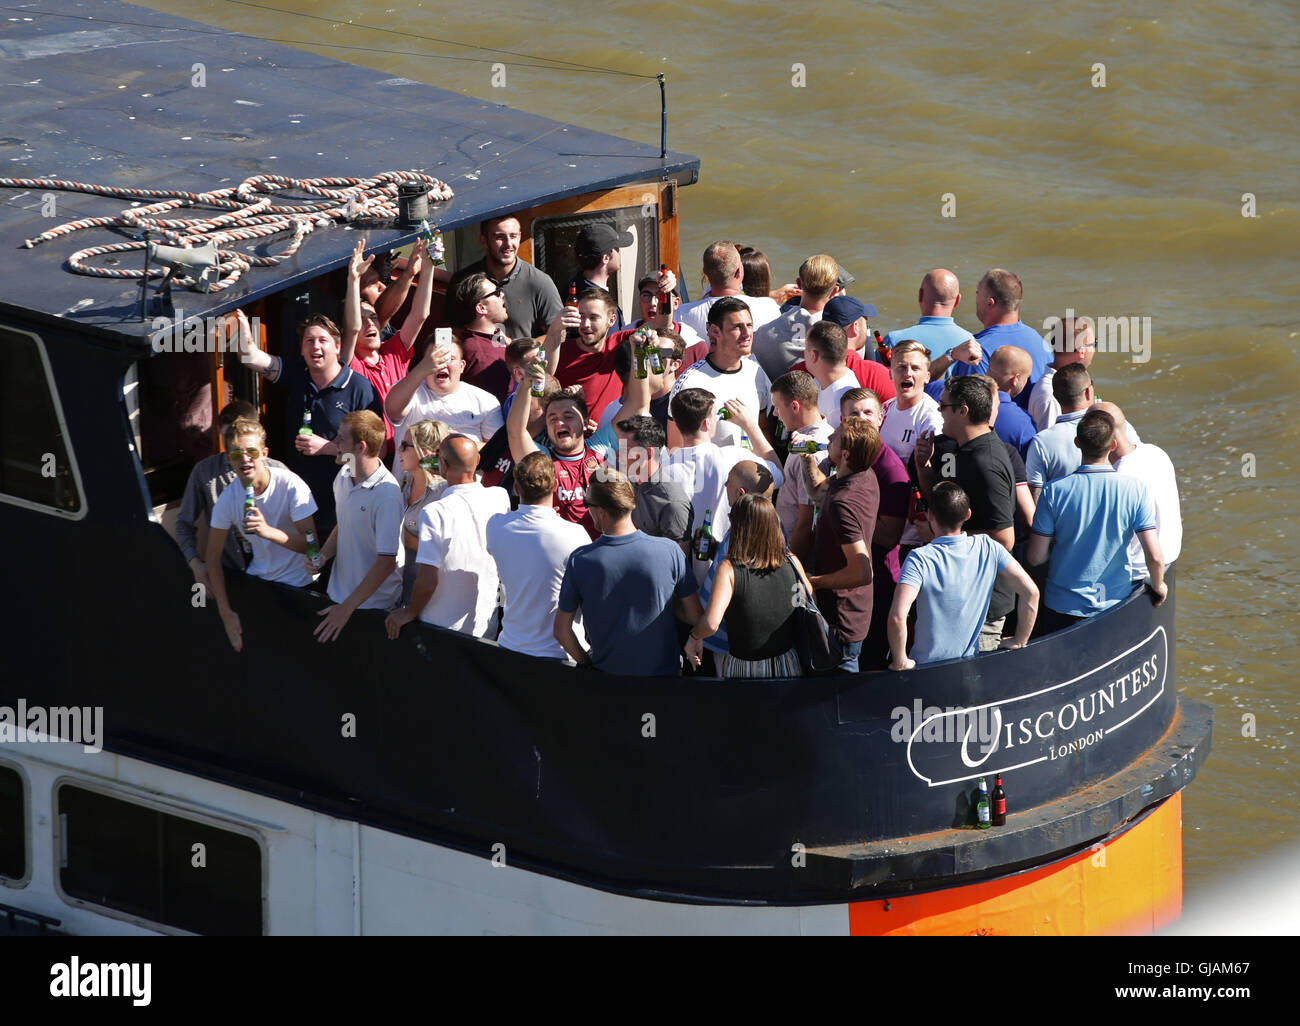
[340,238,436,454]
[545,287,623,425]
[787,295,894,406]
[507,369,607,539]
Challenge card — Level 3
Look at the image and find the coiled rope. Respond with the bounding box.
[3,171,454,292]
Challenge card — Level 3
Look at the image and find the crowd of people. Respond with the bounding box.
[176,221,1183,676]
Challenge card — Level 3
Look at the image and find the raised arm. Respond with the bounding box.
[397,240,432,349]
[341,237,371,367]
[507,362,544,462]
[385,345,443,424]
[722,398,783,485]
[374,250,417,330]
[234,308,279,379]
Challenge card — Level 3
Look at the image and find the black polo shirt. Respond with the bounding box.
[275,358,382,536]
[931,430,1017,619]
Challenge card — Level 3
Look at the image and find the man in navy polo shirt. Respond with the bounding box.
[985,347,1038,461]
[1026,408,1165,637]
[949,268,1053,414]
[237,310,383,538]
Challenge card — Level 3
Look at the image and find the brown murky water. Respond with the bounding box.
[145,0,1300,903]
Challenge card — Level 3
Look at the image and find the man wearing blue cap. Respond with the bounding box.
[789,295,895,408]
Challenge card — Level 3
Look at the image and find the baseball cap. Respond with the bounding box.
[823,295,878,326]
[577,222,634,255]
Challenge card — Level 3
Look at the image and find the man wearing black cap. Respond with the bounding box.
[567,222,634,333]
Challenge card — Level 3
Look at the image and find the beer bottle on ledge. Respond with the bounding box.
[975,777,991,829]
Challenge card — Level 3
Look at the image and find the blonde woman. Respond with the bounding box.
[397,419,450,605]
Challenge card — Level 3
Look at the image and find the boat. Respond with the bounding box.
[0,0,1211,935]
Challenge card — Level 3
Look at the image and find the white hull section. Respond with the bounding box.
[1,742,848,935]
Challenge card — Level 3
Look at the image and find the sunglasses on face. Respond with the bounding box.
[227,447,262,461]
[479,287,505,302]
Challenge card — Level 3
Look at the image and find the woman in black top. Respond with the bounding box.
[686,494,811,678]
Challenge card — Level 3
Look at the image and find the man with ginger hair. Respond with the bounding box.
[883,268,977,371]
[384,434,509,639]
[985,345,1039,461]
[554,469,702,676]
[751,253,839,382]
[1032,315,1097,430]
[674,240,782,338]
[313,410,405,642]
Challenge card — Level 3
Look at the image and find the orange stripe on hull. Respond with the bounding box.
[848,793,1183,936]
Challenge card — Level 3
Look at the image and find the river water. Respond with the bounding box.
[144,0,1299,905]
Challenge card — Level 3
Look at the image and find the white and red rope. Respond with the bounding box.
[1,171,453,293]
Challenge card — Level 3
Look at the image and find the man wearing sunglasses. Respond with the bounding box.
[451,271,512,402]
[205,418,320,653]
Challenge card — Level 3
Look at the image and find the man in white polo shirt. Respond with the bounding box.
[206,417,319,652]
[486,451,592,660]
[313,410,405,642]
[384,435,510,639]
[384,334,504,471]
[1096,401,1182,580]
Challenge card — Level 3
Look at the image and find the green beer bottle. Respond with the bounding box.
[529,359,547,399]
[694,509,714,562]
[790,440,827,455]
[298,408,313,436]
[633,342,648,380]
[975,777,991,829]
[305,530,322,571]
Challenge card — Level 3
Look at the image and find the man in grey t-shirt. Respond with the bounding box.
[445,215,563,340]
[613,414,693,550]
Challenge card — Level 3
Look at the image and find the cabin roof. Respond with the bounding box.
[0,0,698,345]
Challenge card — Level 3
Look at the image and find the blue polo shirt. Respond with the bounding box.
[883,316,975,360]
[276,358,383,533]
[558,531,698,676]
[899,534,1012,663]
[1032,465,1156,617]
[1025,409,1084,489]
[950,321,1054,411]
[993,390,1038,461]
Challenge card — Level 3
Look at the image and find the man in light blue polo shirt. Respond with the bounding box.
[1026,409,1166,638]
[883,268,976,369]
[1025,363,1094,499]
[887,482,1039,669]
[949,268,1054,414]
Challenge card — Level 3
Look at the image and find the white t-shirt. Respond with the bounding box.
[661,441,783,585]
[881,394,943,463]
[486,505,591,659]
[668,356,772,449]
[881,394,942,547]
[818,368,860,429]
[775,419,834,538]
[1114,443,1182,579]
[329,461,405,610]
[675,293,783,339]
[211,466,318,586]
[414,482,511,636]
[1029,366,1060,431]
[391,381,504,473]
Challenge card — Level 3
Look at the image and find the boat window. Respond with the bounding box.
[57,784,263,935]
[0,326,84,517]
[0,765,25,884]
[532,205,659,319]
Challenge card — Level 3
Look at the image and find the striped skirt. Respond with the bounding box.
[718,647,802,680]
